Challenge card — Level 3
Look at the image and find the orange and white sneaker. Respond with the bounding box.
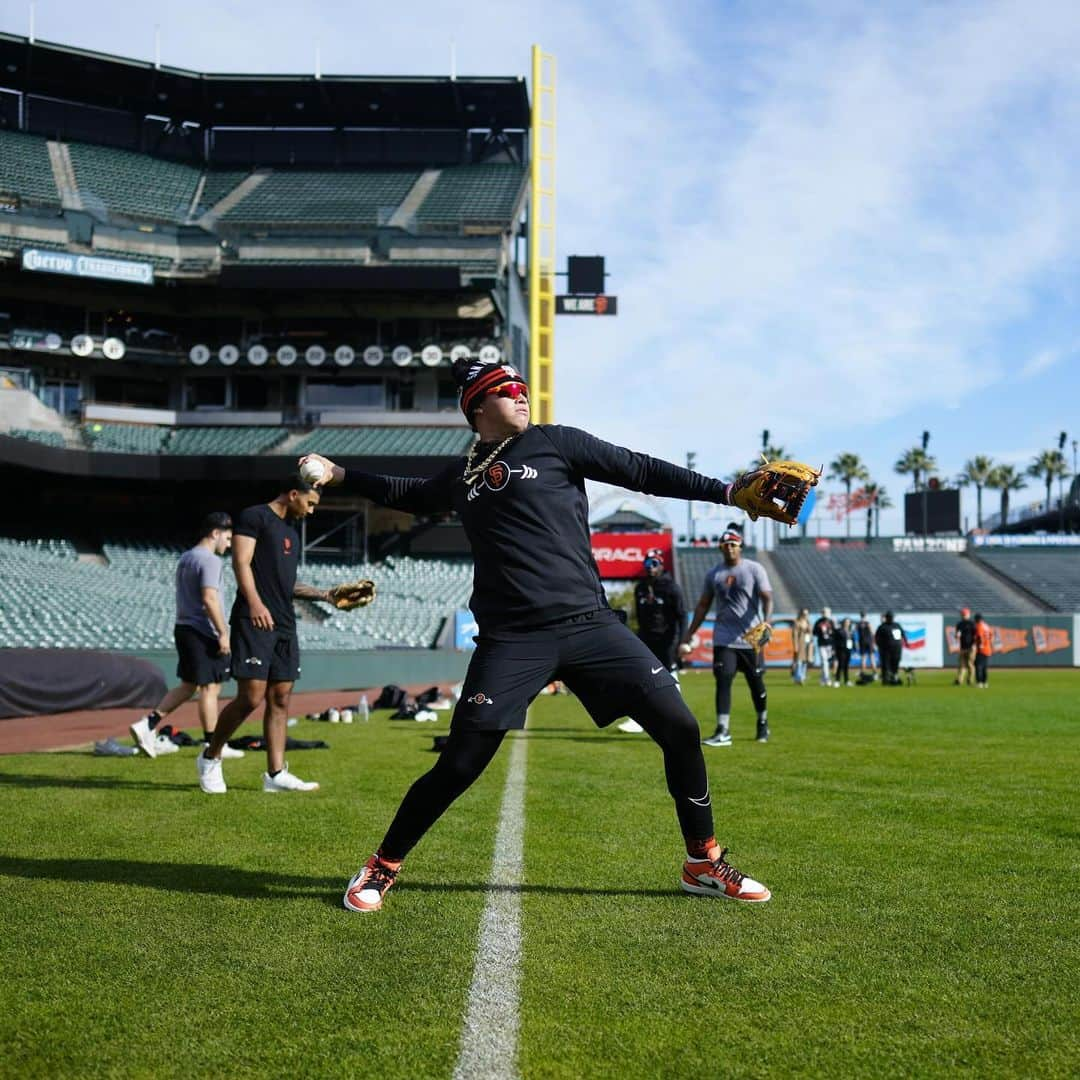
[682,846,771,902]
[343,853,401,913]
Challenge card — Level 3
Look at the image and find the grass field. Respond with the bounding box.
[1,668,1078,1078]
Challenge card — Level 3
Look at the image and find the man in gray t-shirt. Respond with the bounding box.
[130,512,239,760]
[680,522,773,747]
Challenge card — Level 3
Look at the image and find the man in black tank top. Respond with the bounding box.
[303,359,776,913]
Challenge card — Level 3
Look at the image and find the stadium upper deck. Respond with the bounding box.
[0,35,532,465]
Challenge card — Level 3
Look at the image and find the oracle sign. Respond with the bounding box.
[590,531,673,579]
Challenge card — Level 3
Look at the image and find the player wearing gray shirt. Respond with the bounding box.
[130,513,237,760]
[680,522,773,746]
[176,544,225,640]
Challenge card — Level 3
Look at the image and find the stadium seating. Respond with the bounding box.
[675,547,722,598]
[67,142,201,222]
[970,549,1080,612]
[220,170,420,227]
[0,538,472,651]
[6,428,66,449]
[292,427,474,457]
[197,170,251,212]
[0,130,60,205]
[82,423,167,454]
[768,547,1043,614]
[414,164,525,230]
[163,427,288,456]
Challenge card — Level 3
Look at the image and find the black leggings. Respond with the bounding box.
[379,685,713,860]
[835,649,851,684]
[713,646,767,716]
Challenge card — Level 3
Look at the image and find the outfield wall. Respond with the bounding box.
[679,613,1078,669]
[127,648,471,693]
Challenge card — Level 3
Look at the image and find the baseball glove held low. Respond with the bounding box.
[729,458,822,525]
[742,622,773,649]
[327,580,377,610]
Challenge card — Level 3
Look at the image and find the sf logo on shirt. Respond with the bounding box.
[466,460,539,501]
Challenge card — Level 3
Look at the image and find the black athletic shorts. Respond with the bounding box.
[175,625,230,686]
[453,608,677,732]
[712,644,764,680]
[229,617,301,683]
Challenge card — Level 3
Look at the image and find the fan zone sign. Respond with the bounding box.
[590,532,672,578]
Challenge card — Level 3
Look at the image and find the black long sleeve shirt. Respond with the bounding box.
[634,574,687,641]
[348,424,728,634]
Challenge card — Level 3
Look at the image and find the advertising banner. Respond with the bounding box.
[454,609,478,651]
[683,618,795,669]
[22,247,155,286]
[944,614,1074,667]
[590,531,673,579]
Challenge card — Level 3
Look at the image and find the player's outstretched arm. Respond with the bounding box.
[298,453,458,515]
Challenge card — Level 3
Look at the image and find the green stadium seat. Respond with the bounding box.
[221,170,420,227]
[291,427,473,457]
[7,428,66,449]
[415,164,525,232]
[67,142,201,222]
[163,427,289,456]
[82,423,167,454]
[0,130,60,205]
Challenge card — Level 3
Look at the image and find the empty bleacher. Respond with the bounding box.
[768,547,1043,614]
[196,170,251,213]
[0,130,60,205]
[67,142,201,222]
[164,427,288,456]
[675,548,722,598]
[415,164,525,231]
[292,427,473,457]
[82,423,167,454]
[0,538,472,651]
[970,548,1080,612]
[7,428,66,449]
[220,170,420,227]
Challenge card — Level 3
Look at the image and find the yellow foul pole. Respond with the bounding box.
[528,45,556,423]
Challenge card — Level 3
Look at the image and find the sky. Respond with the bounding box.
[10,0,1080,538]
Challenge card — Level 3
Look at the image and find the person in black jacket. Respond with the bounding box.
[617,549,687,734]
[812,607,837,686]
[875,611,908,685]
[954,607,977,686]
[833,617,855,687]
[301,359,776,912]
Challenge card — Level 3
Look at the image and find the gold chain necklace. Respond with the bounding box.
[463,432,521,484]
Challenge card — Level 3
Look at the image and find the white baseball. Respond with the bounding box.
[300,458,326,485]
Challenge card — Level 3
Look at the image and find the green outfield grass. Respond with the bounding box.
[1,669,1077,1078]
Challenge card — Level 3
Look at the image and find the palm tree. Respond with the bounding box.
[829,452,870,537]
[1027,449,1070,513]
[895,447,937,492]
[957,455,995,530]
[861,482,892,540]
[987,464,1026,527]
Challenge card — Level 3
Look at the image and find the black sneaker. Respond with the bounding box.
[756,721,769,743]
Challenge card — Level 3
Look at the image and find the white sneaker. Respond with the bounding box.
[154,734,180,755]
[617,719,645,733]
[204,741,245,760]
[414,709,439,723]
[130,716,158,758]
[263,763,319,793]
[196,751,227,794]
[702,730,733,747]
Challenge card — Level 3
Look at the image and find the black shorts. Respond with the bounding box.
[454,608,677,732]
[175,625,230,686]
[712,644,763,680]
[229,618,301,683]
[638,632,678,670]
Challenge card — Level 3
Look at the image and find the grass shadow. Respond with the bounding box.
[0,772,195,792]
[0,855,683,905]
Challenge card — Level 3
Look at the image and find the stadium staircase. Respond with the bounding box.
[388,169,443,228]
[46,141,81,210]
[754,551,797,612]
[197,170,270,226]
